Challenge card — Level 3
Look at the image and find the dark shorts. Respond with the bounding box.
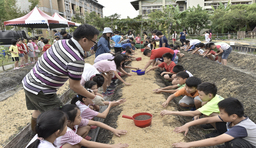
[12,57,19,61]
[114,47,122,53]
[25,89,63,112]
[157,57,164,62]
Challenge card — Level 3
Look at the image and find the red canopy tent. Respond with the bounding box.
[4,7,68,29]
[52,13,78,27]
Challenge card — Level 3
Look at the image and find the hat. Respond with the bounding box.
[103,27,113,34]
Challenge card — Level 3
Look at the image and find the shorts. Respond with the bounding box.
[188,43,201,51]
[12,57,19,61]
[19,53,24,57]
[222,46,232,59]
[112,72,121,79]
[178,96,202,105]
[172,39,176,42]
[156,57,164,62]
[114,47,122,53]
[25,89,63,112]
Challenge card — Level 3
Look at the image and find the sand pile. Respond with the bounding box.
[111,51,184,148]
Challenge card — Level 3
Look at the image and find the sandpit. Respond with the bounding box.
[110,51,184,148]
[0,55,95,147]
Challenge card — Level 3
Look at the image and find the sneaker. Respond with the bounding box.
[108,85,116,89]
[201,124,215,130]
[107,88,115,92]
[205,130,220,138]
[102,91,114,96]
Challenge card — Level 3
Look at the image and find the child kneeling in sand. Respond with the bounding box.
[153,71,189,94]
[172,98,256,148]
[161,82,226,137]
[162,77,202,109]
[146,53,176,81]
[55,104,129,148]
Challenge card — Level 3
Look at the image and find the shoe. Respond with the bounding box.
[14,67,20,70]
[201,124,215,130]
[107,88,115,92]
[205,130,220,138]
[108,85,116,89]
[102,91,114,96]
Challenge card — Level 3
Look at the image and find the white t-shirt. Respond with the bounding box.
[190,39,201,46]
[216,42,230,50]
[172,33,177,39]
[81,63,100,82]
[94,53,115,63]
[205,33,210,42]
[25,134,56,148]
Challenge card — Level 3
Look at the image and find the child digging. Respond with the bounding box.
[146,53,176,81]
[153,71,189,94]
[162,77,202,109]
[26,110,67,148]
[173,98,256,148]
[71,87,125,120]
[161,82,226,137]
[55,104,129,148]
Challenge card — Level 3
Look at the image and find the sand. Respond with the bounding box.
[111,51,184,148]
[0,55,95,147]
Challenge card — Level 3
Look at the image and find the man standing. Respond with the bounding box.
[156,31,169,48]
[22,24,104,132]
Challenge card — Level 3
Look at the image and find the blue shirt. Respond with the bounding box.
[95,37,110,57]
[111,35,122,47]
[122,43,135,50]
[180,32,187,40]
[159,36,169,48]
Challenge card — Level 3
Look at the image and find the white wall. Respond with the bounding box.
[187,0,204,8]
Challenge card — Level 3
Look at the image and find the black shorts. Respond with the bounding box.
[168,74,173,78]
[12,57,19,61]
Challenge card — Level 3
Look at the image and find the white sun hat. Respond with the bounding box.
[102,27,113,34]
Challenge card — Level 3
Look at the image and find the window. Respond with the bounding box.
[147,9,151,14]
[142,10,147,14]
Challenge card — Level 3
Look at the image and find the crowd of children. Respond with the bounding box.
[23,27,255,148]
[9,37,52,70]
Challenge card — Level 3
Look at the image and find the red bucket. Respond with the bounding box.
[141,48,145,52]
[136,57,142,61]
[122,112,152,128]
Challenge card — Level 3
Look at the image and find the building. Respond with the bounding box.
[131,0,255,18]
[17,0,104,20]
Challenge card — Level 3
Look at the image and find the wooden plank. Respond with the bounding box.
[4,88,75,148]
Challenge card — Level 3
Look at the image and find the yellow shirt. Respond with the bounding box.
[9,45,19,57]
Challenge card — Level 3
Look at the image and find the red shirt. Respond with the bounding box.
[21,43,29,54]
[17,44,24,54]
[158,61,176,73]
[150,47,174,60]
[42,44,51,52]
[209,50,218,61]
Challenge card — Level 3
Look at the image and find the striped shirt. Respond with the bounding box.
[22,38,85,95]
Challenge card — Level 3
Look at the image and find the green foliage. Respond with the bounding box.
[84,11,105,31]
[211,3,256,32]
[183,5,210,34]
[28,0,39,11]
[0,0,25,30]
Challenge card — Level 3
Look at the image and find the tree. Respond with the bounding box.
[28,0,40,11]
[184,5,209,34]
[0,0,24,30]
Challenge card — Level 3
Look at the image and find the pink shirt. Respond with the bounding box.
[93,60,116,73]
[76,100,99,119]
[55,119,89,148]
[94,53,115,63]
[135,37,141,44]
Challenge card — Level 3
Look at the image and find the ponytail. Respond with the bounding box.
[71,94,84,105]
